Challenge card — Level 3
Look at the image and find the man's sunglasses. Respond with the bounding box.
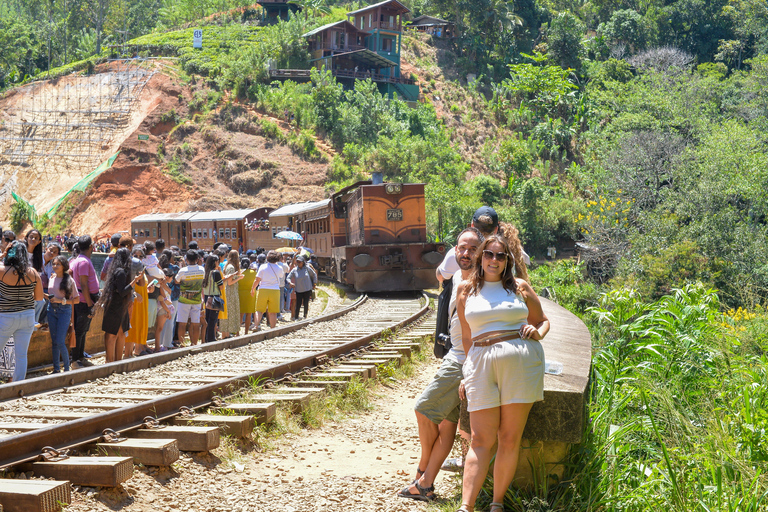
[482,250,507,261]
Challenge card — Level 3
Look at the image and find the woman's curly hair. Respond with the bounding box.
[498,222,529,283]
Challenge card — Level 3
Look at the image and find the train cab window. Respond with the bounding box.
[334,199,347,219]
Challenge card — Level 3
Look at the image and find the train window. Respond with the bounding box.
[153,229,157,238]
[225,228,231,239]
[201,229,206,238]
[218,228,223,240]
[134,229,138,237]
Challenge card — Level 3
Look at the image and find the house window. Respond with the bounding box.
[369,13,372,28]
[359,16,363,30]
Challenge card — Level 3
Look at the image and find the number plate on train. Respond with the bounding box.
[386,208,403,221]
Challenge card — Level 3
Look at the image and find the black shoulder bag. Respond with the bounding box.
[433,277,454,358]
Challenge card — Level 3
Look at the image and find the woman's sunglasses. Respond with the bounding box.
[482,250,508,261]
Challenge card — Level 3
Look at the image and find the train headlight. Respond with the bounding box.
[385,183,402,194]
[353,253,374,268]
[422,251,443,266]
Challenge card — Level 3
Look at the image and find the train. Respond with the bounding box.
[131,177,445,291]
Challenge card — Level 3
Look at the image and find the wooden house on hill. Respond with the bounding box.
[254,0,300,23]
[305,20,369,60]
[410,15,454,38]
[269,0,420,102]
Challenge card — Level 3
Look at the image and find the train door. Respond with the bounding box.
[182,223,187,249]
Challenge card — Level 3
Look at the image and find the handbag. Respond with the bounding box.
[433,278,454,358]
[66,322,77,349]
[206,295,225,311]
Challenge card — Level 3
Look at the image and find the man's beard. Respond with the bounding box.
[458,257,473,271]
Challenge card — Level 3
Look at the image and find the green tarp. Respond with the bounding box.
[45,151,120,217]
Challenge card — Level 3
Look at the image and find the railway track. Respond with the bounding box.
[0,292,436,511]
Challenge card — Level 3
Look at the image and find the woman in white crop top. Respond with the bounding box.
[454,235,550,512]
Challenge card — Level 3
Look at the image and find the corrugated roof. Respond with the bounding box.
[270,199,330,218]
[411,15,451,25]
[132,212,198,222]
[347,0,409,16]
[190,209,260,222]
[303,20,366,37]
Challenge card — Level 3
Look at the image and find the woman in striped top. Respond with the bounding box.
[0,242,44,382]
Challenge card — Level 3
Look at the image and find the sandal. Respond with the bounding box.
[490,503,504,512]
[456,506,471,512]
[397,480,435,502]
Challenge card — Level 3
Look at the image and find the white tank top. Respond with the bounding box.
[464,280,528,338]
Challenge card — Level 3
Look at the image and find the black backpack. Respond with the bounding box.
[433,277,454,358]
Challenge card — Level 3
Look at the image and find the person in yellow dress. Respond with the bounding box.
[238,255,258,333]
[125,247,149,357]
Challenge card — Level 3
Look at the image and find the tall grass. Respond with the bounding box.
[435,278,768,511]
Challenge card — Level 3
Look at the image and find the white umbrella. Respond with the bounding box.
[275,230,303,241]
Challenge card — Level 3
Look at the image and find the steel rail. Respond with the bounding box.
[0,293,366,401]
[0,294,430,469]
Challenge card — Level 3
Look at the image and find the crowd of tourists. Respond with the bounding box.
[397,206,547,512]
[0,230,317,380]
[244,219,270,231]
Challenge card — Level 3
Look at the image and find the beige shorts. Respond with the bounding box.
[462,338,544,412]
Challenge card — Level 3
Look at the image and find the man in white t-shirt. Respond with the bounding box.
[250,250,284,330]
[174,250,205,345]
[277,254,291,320]
[398,227,483,502]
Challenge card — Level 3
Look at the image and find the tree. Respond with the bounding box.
[717,0,768,69]
[292,0,329,17]
[547,11,584,70]
[599,9,649,54]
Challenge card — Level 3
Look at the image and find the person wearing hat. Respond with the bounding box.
[288,255,316,321]
[437,206,530,283]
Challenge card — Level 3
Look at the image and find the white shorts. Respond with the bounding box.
[176,302,201,324]
[462,338,544,412]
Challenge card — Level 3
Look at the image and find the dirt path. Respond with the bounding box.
[67,353,454,511]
